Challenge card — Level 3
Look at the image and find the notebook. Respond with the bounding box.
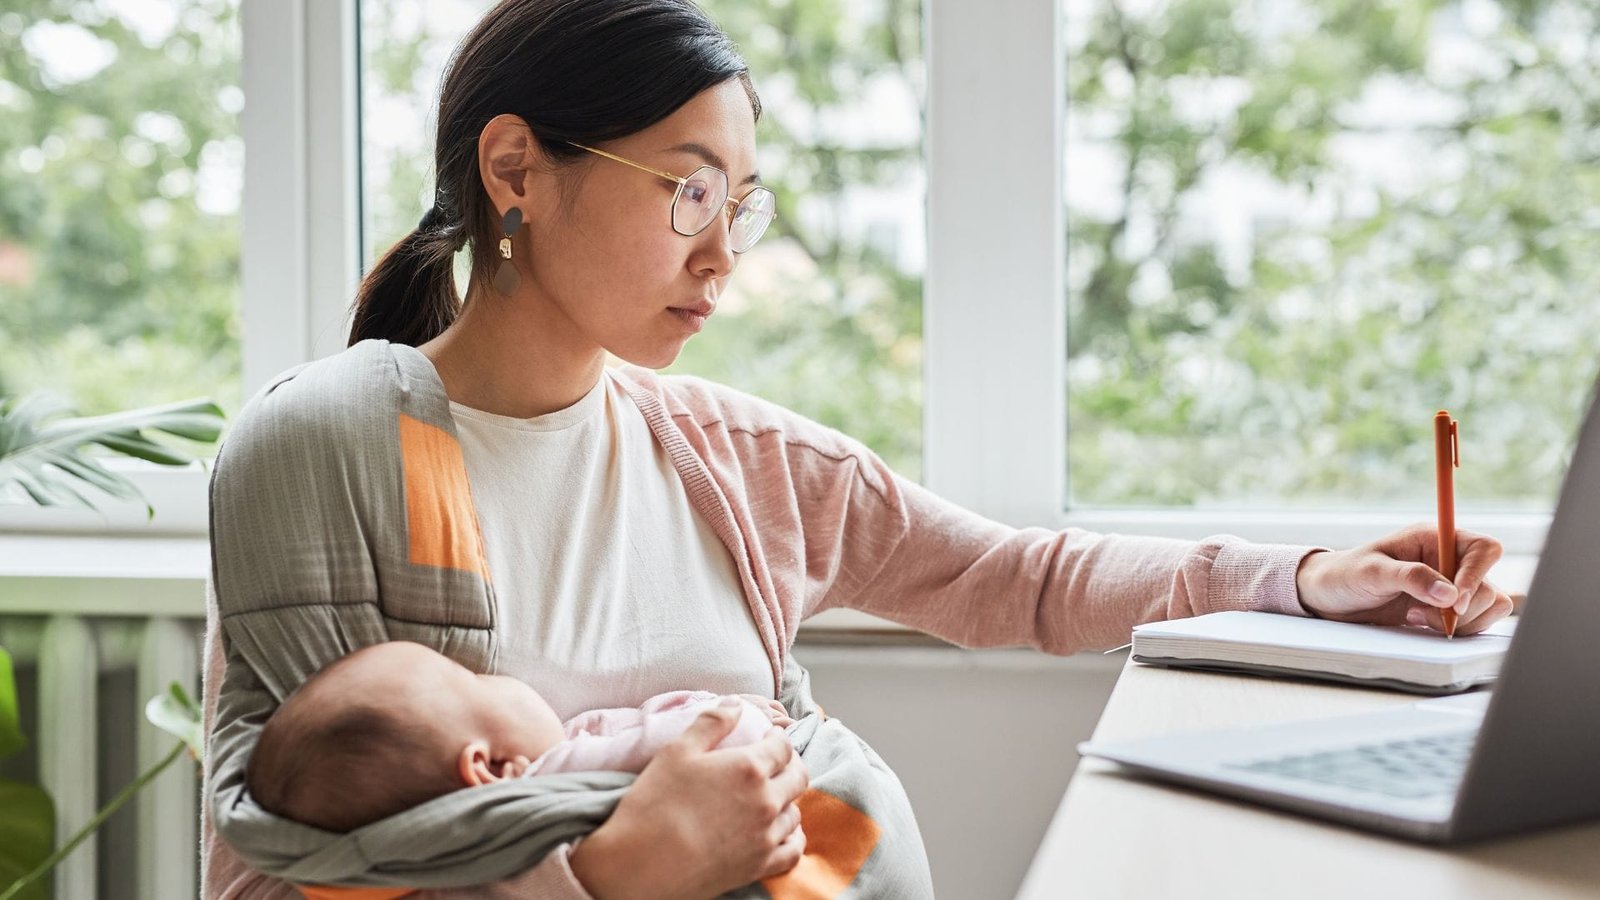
[1130,610,1517,695]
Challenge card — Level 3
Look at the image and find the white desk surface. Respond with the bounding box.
[1015,646,1600,899]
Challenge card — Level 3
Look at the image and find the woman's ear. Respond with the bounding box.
[458,739,502,786]
[476,113,555,225]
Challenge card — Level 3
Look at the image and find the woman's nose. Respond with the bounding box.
[691,219,738,278]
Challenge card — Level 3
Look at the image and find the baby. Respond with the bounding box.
[245,641,792,832]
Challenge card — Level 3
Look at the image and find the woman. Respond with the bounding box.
[201,0,1514,897]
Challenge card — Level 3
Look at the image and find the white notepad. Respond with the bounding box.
[1130,611,1516,695]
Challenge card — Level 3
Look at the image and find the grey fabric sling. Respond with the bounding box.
[205,340,933,895]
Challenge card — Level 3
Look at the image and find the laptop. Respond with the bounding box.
[1077,380,1600,843]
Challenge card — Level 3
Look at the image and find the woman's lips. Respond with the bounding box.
[670,299,716,316]
[668,307,709,332]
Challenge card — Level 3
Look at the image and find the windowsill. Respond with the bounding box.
[0,532,1541,640]
[0,461,212,535]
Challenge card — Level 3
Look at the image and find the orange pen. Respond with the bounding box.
[1434,410,1459,638]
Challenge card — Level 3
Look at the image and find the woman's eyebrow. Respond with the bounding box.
[665,141,762,186]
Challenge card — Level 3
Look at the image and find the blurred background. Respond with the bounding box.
[4,0,1597,507]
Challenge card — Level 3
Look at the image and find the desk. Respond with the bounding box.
[1015,654,1600,899]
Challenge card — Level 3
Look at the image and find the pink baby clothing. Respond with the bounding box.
[526,691,776,776]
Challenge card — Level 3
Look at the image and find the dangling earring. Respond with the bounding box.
[493,206,523,295]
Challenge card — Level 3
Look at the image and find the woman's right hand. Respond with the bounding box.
[568,698,810,900]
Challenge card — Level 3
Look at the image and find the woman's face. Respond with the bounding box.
[521,79,760,370]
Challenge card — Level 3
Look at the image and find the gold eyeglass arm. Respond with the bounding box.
[569,141,745,214]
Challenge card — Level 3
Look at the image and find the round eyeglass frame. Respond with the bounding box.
[568,141,777,253]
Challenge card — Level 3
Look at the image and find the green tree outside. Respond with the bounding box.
[1065,0,1600,509]
[0,0,243,420]
[3,0,1594,512]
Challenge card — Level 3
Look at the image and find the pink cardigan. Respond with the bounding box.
[203,360,1315,899]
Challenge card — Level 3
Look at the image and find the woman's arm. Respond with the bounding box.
[565,705,809,900]
[205,355,806,895]
[200,370,623,898]
[206,705,808,900]
[201,613,604,900]
[819,469,1316,652]
[637,369,1316,656]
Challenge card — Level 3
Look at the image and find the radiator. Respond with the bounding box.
[0,613,203,900]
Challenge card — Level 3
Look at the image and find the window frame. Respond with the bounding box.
[0,0,357,537]
[0,0,1554,558]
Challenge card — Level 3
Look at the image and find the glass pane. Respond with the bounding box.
[359,0,925,480]
[0,1,243,419]
[1063,0,1600,511]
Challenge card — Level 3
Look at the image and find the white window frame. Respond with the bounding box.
[0,0,358,537]
[0,0,1553,559]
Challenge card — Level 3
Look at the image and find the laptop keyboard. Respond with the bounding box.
[1224,729,1476,799]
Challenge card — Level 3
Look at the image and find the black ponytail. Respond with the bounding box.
[348,0,761,347]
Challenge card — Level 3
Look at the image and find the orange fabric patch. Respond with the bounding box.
[298,887,414,900]
[761,788,881,899]
[398,414,489,580]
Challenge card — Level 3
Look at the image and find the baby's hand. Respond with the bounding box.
[736,694,794,728]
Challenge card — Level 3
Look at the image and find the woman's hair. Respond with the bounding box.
[349,0,762,348]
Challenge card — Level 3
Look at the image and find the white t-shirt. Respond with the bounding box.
[448,368,774,721]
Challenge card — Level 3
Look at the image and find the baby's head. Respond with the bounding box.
[246,641,565,832]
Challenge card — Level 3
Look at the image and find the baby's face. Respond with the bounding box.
[451,663,568,762]
[355,642,567,768]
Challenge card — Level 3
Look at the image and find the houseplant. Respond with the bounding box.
[0,392,225,516]
[0,391,224,897]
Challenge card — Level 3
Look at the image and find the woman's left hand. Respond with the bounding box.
[1295,523,1515,636]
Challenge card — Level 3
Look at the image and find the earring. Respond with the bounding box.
[493,206,524,295]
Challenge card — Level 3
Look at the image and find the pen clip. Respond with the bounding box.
[1450,419,1459,468]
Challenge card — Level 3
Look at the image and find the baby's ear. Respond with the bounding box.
[458,740,501,786]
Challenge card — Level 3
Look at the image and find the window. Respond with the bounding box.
[0,0,243,420]
[358,0,927,479]
[1063,0,1600,513]
[7,0,1580,550]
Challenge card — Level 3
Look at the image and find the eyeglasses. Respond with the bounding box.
[568,142,776,254]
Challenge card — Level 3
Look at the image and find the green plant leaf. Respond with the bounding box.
[0,393,225,514]
[145,681,204,761]
[44,454,137,500]
[0,649,23,761]
[0,778,53,900]
[89,432,192,466]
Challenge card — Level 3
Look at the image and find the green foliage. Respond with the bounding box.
[677,0,925,477]
[0,649,21,760]
[1066,0,1600,508]
[0,0,243,418]
[0,782,51,900]
[0,649,52,900]
[8,0,1597,513]
[0,393,225,517]
[0,666,200,900]
[144,681,203,759]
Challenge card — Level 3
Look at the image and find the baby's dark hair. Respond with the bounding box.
[246,652,461,832]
